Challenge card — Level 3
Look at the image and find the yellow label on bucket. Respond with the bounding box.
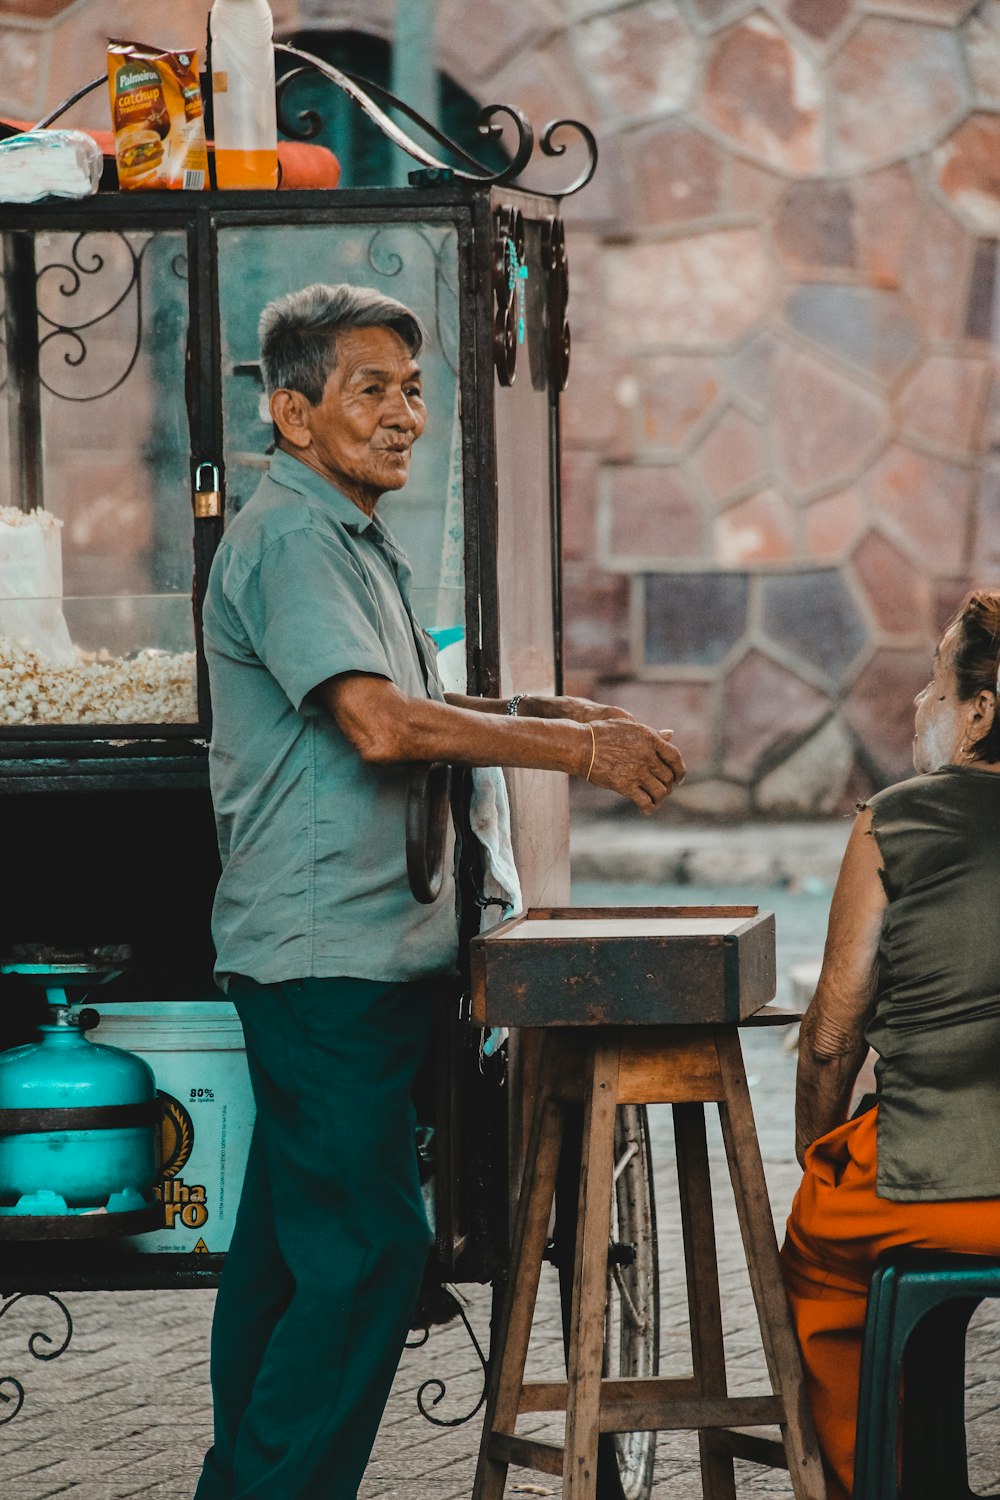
[159,1174,209,1231]
[155,1091,209,1232]
[159,1092,194,1178]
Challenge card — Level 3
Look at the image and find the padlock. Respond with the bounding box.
[193,462,221,519]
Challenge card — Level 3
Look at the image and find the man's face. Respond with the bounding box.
[302,325,426,502]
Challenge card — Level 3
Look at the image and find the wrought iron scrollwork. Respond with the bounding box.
[0,1291,74,1425]
[541,216,571,392]
[493,206,525,388]
[366,227,459,376]
[540,118,599,199]
[24,233,185,405]
[273,66,325,142]
[36,50,598,199]
[275,46,534,188]
[405,1294,489,1429]
[35,231,152,403]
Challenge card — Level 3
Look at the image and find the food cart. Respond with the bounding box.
[0,51,657,1500]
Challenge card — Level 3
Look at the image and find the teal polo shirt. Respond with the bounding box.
[203,449,458,988]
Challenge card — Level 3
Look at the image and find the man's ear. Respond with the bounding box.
[270,388,312,450]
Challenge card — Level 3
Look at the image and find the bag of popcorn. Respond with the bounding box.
[0,507,76,665]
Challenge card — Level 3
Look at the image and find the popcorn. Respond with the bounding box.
[0,505,62,530]
[0,508,198,726]
[0,637,198,725]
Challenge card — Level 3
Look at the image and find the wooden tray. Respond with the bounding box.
[469,906,775,1027]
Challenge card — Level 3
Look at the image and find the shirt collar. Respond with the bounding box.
[268,449,380,537]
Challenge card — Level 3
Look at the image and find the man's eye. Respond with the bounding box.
[362,385,382,396]
[405,387,423,399]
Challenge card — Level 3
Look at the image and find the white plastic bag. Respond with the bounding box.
[0,509,76,663]
[0,129,101,204]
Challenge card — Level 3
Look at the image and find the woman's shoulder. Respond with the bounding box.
[866,772,936,815]
[866,768,1000,827]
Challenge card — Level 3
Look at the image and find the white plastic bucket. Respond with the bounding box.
[85,1002,254,1254]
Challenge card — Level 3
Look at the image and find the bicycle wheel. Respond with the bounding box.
[556,1103,660,1500]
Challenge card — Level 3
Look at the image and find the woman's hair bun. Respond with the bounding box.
[951,590,1000,759]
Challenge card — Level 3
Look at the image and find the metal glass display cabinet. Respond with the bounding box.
[0,54,612,1444]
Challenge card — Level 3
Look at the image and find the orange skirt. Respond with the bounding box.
[781,1106,1000,1500]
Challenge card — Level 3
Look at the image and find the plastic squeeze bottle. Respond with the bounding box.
[209,0,279,189]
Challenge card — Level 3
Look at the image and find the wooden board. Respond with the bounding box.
[469,906,776,1028]
[502,917,751,940]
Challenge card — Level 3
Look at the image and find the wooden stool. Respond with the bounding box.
[472,1017,825,1499]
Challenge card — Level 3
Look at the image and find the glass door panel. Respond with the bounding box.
[0,228,197,729]
[216,220,464,667]
[493,212,568,907]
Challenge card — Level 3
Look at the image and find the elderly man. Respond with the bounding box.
[194,282,684,1500]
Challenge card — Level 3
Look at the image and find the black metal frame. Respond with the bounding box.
[0,176,568,753]
[0,180,567,1269]
[35,46,598,201]
[0,48,584,1424]
[1,27,592,759]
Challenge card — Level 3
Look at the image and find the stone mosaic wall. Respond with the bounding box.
[548,0,1000,817]
[3,0,999,813]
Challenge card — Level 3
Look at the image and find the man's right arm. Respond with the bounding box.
[317,673,685,814]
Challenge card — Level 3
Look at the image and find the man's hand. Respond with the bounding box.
[517,694,633,724]
[586,720,685,812]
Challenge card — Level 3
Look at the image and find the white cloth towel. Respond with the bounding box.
[469,765,521,1058]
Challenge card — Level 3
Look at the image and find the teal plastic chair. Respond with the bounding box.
[853,1250,1000,1500]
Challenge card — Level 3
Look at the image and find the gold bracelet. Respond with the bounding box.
[585,723,597,782]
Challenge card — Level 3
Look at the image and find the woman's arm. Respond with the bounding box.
[795,806,887,1166]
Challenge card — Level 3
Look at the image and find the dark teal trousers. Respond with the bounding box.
[193,976,436,1500]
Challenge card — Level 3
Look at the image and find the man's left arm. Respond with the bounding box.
[445,693,632,724]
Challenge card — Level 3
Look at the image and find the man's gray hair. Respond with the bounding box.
[258,283,426,403]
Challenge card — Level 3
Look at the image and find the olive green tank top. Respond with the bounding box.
[866,767,1000,1201]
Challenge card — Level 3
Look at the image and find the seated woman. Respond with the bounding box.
[782,589,1000,1500]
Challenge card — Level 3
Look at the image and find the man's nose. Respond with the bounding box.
[384,391,419,428]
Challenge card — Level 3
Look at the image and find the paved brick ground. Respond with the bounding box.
[3,874,1000,1497]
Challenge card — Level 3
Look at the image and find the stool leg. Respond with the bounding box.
[473,1073,566,1500]
[674,1101,737,1500]
[854,1257,910,1500]
[902,1298,977,1500]
[715,1030,826,1500]
[564,1040,621,1500]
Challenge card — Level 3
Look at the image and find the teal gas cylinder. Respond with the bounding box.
[0,1007,159,1218]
